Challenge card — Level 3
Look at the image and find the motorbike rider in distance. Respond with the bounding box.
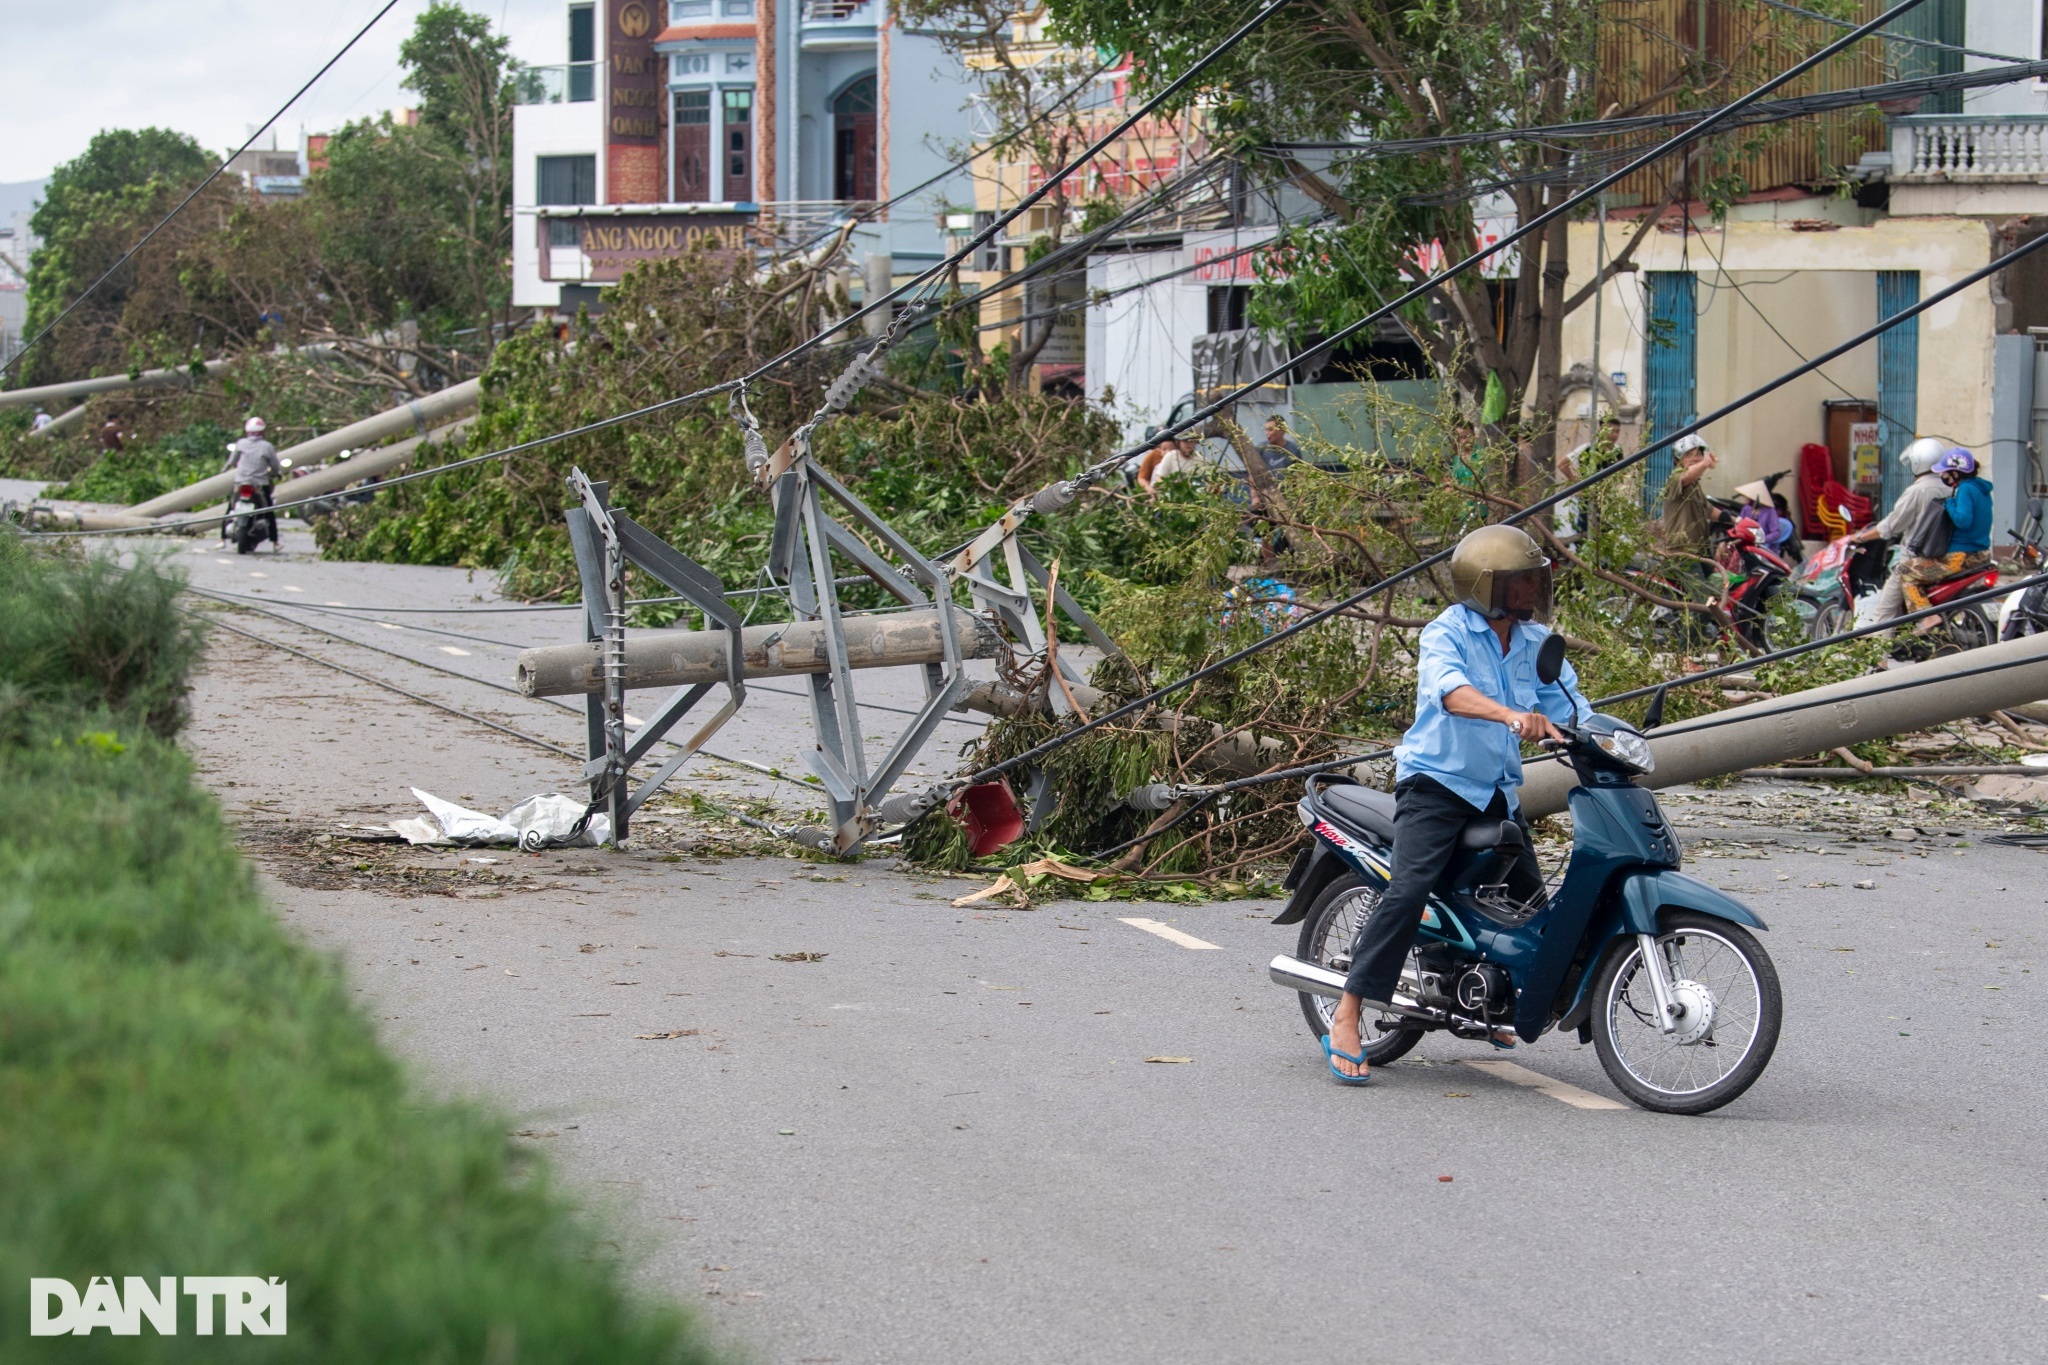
[223,416,284,550]
[1325,525,1593,1083]
[1849,436,1947,626]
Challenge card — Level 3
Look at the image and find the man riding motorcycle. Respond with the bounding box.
[1324,525,1593,1082]
[222,416,283,550]
[1848,436,1947,626]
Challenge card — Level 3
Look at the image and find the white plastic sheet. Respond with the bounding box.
[394,788,611,849]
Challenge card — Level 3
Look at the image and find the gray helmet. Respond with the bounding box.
[1450,525,1552,623]
[1901,436,1945,477]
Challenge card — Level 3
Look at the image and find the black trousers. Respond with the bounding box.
[1343,775,1539,1006]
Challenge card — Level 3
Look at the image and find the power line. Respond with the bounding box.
[958,69,2048,788]
[2,0,404,379]
[1050,0,1943,509]
[1750,0,2028,63]
[26,1,1297,537]
[1261,58,2048,160]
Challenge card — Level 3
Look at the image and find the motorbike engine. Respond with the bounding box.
[1453,963,1512,1017]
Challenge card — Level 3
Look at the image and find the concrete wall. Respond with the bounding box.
[1965,0,2048,116]
[872,26,973,266]
[512,100,606,309]
[1086,247,1204,443]
[1562,216,1996,498]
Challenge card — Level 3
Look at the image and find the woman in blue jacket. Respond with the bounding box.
[1901,447,1994,612]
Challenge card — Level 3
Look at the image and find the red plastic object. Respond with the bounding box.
[947,780,1026,856]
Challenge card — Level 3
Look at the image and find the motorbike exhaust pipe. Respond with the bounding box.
[1268,954,1349,999]
[1266,956,1447,1026]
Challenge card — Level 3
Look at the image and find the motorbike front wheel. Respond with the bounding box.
[1591,910,1782,1115]
[1295,874,1424,1065]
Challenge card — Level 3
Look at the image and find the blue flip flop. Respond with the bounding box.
[1321,1034,1372,1086]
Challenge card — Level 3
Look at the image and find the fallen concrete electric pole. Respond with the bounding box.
[26,404,87,439]
[1,353,288,410]
[128,376,481,517]
[1518,630,2048,819]
[517,609,1004,696]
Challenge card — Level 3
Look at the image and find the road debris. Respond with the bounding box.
[393,788,611,849]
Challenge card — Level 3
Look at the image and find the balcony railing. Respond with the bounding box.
[803,0,871,20]
[513,63,596,106]
[800,0,875,47]
[1890,114,2048,181]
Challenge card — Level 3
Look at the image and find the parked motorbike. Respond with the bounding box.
[1604,510,1791,654]
[1999,498,2047,641]
[1268,635,1782,1115]
[1709,506,1793,652]
[1793,533,1890,640]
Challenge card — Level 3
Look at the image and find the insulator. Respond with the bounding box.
[1030,481,1078,515]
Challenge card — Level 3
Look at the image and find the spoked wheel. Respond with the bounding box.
[1591,911,1782,1114]
[1942,605,1994,651]
[1295,874,1423,1065]
[1809,600,1847,642]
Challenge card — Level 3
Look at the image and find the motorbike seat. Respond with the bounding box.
[1459,818,1523,851]
[1317,785,1396,843]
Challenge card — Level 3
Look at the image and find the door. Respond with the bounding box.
[722,88,753,203]
[673,89,711,202]
[1643,271,1698,513]
[1875,270,1921,516]
[833,76,877,202]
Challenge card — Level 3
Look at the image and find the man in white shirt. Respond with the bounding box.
[222,416,284,549]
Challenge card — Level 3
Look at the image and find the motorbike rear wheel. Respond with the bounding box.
[1295,874,1424,1065]
[1942,604,1994,651]
[1590,911,1782,1115]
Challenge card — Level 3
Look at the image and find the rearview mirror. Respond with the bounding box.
[1535,632,1567,686]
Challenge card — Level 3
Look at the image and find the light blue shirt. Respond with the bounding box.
[1393,604,1592,813]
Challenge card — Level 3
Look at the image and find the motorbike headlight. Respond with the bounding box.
[1592,726,1655,773]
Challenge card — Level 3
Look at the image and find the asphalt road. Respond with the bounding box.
[156,530,2048,1364]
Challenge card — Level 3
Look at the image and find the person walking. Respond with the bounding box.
[222,416,284,550]
[1900,448,1993,613]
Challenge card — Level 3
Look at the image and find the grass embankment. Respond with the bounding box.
[0,535,717,1361]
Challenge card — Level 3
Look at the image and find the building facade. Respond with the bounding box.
[511,0,977,311]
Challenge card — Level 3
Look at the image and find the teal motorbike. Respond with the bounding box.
[1267,637,1782,1114]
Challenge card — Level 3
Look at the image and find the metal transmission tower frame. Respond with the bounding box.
[760,446,973,852]
[564,469,746,843]
[550,447,1130,854]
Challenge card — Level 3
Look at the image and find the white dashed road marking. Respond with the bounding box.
[1118,918,1221,951]
[438,646,471,656]
[1461,1058,1626,1110]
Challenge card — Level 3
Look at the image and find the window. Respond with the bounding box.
[673,52,711,76]
[722,0,756,14]
[567,3,595,101]
[723,88,754,201]
[972,210,999,273]
[1207,285,1250,334]
[538,154,596,246]
[671,0,713,18]
[674,90,712,201]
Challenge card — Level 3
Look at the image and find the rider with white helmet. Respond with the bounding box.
[222,415,284,550]
[1850,435,1951,625]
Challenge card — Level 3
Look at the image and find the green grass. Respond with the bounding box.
[0,535,721,1361]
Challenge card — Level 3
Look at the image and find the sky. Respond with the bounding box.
[0,0,576,187]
